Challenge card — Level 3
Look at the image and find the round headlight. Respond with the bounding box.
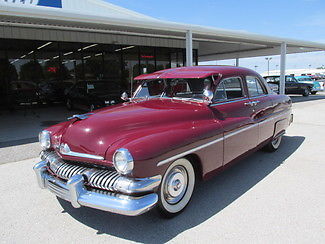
[113,148,134,175]
[39,130,51,150]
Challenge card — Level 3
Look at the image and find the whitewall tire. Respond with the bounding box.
[157,158,195,217]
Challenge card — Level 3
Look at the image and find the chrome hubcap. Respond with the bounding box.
[164,166,188,204]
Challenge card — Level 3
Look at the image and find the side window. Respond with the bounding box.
[214,77,244,101]
[214,80,227,101]
[286,76,296,82]
[246,76,267,97]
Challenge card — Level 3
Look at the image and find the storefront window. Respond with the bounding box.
[0,38,187,107]
[103,45,123,89]
[156,47,171,71]
[122,45,139,95]
[139,46,155,74]
[170,49,185,68]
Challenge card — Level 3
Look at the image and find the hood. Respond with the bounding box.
[60,98,210,160]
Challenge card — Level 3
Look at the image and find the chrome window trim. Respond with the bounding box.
[249,94,268,99]
[157,109,291,167]
[210,97,249,106]
[212,76,247,104]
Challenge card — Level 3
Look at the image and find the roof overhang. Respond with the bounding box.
[1,1,325,61]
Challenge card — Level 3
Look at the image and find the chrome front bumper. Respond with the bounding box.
[33,161,161,216]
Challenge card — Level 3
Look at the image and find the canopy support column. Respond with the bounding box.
[186,30,193,67]
[235,58,239,67]
[280,42,287,95]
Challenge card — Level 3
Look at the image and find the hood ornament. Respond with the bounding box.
[68,113,94,121]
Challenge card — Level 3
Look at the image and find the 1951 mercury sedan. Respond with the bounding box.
[34,66,293,217]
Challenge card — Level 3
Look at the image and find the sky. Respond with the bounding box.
[105,0,325,73]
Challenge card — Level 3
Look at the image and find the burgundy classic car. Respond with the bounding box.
[34,66,293,217]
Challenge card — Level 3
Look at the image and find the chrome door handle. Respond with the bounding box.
[244,102,253,106]
[252,101,260,105]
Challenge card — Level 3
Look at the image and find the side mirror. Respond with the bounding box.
[203,89,214,104]
[121,92,129,101]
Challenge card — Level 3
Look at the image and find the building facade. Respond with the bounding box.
[0,38,198,106]
[0,0,324,108]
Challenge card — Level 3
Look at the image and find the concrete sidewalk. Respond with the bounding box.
[0,95,324,243]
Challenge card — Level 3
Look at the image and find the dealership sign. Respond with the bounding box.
[2,0,62,8]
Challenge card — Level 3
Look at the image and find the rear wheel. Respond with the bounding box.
[263,135,283,152]
[302,87,310,97]
[157,158,195,218]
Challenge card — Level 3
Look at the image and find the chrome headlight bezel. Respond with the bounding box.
[39,130,51,150]
[113,148,134,175]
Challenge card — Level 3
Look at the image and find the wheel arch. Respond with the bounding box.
[185,153,203,181]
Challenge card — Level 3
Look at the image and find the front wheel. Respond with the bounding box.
[157,158,195,218]
[263,135,283,152]
[302,88,310,97]
[311,91,317,95]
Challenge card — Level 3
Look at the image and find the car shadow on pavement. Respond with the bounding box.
[290,94,325,103]
[58,135,305,243]
[0,137,38,148]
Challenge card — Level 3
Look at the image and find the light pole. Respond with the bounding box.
[265,57,272,75]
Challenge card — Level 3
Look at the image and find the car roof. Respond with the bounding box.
[134,65,257,80]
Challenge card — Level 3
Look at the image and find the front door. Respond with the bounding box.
[285,76,300,94]
[210,76,258,165]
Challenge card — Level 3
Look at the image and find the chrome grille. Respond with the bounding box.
[41,150,88,180]
[87,170,120,191]
[41,151,120,192]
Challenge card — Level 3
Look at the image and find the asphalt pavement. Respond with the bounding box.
[0,94,325,243]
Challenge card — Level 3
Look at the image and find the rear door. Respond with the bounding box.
[210,76,258,165]
[246,76,274,144]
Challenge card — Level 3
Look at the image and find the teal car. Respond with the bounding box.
[295,76,324,95]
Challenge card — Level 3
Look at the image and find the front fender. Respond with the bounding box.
[106,120,222,178]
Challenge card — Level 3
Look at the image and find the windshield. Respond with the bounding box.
[133,78,212,101]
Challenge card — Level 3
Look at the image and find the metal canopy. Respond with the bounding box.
[0,0,324,62]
